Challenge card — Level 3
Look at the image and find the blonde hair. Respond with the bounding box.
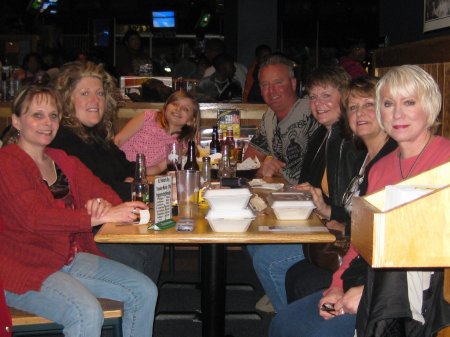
[157,90,200,142]
[54,61,118,144]
[375,65,441,130]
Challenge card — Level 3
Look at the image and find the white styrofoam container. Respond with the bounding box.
[268,192,316,220]
[206,208,255,232]
[203,188,252,210]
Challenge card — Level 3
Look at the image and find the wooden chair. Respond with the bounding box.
[10,298,123,337]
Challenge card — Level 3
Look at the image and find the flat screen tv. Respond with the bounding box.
[152,11,175,29]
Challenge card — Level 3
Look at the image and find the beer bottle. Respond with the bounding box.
[210,125,221,154]
[225,126,235,149]
[131,153,150,205]
[201,156,212,185]
[218,128,225,152]
[184,140,200,171]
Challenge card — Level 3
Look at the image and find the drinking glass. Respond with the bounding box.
[166,142,182,172]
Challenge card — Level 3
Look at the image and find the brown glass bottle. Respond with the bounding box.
[210,125,221,154]
[183,140,200,171]
[225,126,235,149]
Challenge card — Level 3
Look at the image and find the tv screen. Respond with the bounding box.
[152,11,175,28]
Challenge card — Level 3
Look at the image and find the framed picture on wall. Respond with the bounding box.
[424,0,450,32]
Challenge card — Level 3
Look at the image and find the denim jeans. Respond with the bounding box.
[97,243,164,283]
[5,252,158,337]
[270,291,356,337]
[247,244,304,312]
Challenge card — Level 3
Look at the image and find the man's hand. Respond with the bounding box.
[260,156,286,177]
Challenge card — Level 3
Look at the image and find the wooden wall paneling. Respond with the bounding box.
[373,35,450,68]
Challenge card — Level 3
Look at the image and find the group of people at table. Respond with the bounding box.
[0,53,448,337]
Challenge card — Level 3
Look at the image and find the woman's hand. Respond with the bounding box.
[85,198,112,219]
[294,182,331,219]
[318,287,344,320]
[90,201,148,226]
[335,285,363,316]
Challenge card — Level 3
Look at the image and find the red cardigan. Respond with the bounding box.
[0,145,122,294]
[0,218,11,337]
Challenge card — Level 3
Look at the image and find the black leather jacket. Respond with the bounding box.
[299,123,367,228]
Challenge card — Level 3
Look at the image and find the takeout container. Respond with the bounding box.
[268,192,315,220]
[203,188,252,210]
[206,208,255,232]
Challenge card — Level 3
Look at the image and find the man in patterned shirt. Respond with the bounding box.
[244,55,319,184]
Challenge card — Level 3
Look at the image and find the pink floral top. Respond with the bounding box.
[120,110,180,166]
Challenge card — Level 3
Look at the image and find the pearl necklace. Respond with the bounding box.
[398,134,432,180]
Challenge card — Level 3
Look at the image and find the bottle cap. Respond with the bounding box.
[202,156,211,162]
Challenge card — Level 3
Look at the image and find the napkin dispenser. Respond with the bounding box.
[351,161,450,268]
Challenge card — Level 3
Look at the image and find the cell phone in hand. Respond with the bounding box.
[320,303,335,313]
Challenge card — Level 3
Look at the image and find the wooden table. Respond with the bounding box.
[96,201,335,337]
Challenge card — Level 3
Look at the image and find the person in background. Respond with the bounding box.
[16,52,49,85]
[197,53,243,102]
[115,90,200,175]
[243,44,272,103]
[50,61,164,283]
[202,38,247,90]
[356,65,450,337]
[245,55,319,313]
[116,29,153,77]
[0,84,157,337]
[339,39,368,79]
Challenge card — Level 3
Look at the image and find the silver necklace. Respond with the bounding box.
[398,135,432,180]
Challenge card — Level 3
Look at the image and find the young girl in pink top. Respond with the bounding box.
[115,91,200,174]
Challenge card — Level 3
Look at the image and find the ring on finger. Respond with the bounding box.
[131,207,137,214]
[96,198,102,204]
[339,308,344,315]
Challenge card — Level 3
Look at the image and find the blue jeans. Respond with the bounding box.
[247,244,304,312]
[6,252,158,337]
[270,291,356,337]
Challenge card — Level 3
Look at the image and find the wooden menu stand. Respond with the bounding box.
[351,161,450,305]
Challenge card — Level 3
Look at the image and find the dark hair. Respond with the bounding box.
[22,52,46,72]
[123,30,141,46]
[255,44,271,56]
[345,76,379,108]
[212,53,234,70]
[204,39,226,54]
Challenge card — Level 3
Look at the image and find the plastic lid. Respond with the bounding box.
[206,208,255,219]
[268,192,315,208]
[204,188,251,198]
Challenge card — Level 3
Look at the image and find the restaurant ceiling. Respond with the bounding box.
[1,0,378,48]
